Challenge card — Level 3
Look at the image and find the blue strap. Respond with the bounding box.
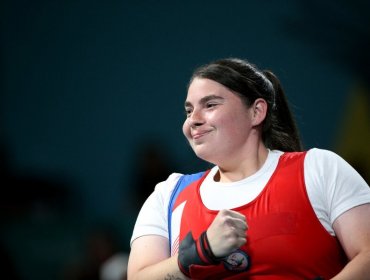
[167,171,205,253]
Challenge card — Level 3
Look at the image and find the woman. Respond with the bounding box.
[127,58,370,279]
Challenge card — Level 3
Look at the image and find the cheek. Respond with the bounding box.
[182,120,191,139]
[217,114,238,131]
[218,111,249,135]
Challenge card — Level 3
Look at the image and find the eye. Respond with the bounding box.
[184,107,192,117]
[206,102,217,109]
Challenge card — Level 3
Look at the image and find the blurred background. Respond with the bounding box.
[0,0,369,279]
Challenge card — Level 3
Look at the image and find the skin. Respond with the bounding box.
[127,78,370,279]
[183,78,269,182]
[128,78,260,279]
[331,203,370,279]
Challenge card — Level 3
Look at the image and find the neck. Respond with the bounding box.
[215,144,269,183]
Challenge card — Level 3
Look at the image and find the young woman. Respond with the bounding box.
[127,58,370,279]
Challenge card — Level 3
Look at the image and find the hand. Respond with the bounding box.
[206,209,248,258]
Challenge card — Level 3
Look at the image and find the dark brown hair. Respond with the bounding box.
[190,58,303,152]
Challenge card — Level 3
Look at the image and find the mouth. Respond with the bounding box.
[191,130,210,140]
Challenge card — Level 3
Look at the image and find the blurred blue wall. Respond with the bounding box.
[0,1,368,279]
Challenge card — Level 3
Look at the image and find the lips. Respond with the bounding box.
[191,130,210,140]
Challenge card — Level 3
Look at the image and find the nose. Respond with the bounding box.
[188,108,204,127]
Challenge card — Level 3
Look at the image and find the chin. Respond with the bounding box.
[193,148,217,165]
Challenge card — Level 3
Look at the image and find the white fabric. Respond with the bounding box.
[199,150,281,210]
[130,148,370,245]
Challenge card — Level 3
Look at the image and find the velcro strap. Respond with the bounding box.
[178,231,220,277]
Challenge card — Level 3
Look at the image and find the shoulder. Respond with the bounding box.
[153,171,209,205]
[304,147,364,190]
[304,148,351,177]
[304,148,370,225]
[155,173,184,194]
[130,173,184,245]
[151,173,184,208]
[304,148,363,179]
[305,147,342,163]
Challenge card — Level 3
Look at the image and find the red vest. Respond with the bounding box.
[172,152,347,279]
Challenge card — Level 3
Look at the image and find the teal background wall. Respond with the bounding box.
[1,1,369,279]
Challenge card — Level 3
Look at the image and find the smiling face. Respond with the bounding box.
[183,78,257,166]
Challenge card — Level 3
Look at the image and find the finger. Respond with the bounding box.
[222,209,246,221]
[226,216,248,231]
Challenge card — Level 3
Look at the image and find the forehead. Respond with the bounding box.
[186,78,236,102]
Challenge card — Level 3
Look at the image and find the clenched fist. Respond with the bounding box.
[206,209,248,258]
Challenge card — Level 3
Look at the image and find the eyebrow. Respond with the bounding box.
[184,95,225,107]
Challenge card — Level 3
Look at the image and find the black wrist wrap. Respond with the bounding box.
[178,231,221,277]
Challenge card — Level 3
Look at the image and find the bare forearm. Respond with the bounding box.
[128,255,189,280]
[331,251,370,280]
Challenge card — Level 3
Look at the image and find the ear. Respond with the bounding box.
[251,98,267,126]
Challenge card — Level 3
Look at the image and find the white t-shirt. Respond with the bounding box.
[130,148,370,245]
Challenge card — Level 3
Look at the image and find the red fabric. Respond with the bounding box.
[172,152,347,279]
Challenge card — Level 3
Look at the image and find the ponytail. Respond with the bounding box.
[262,70,303,152]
